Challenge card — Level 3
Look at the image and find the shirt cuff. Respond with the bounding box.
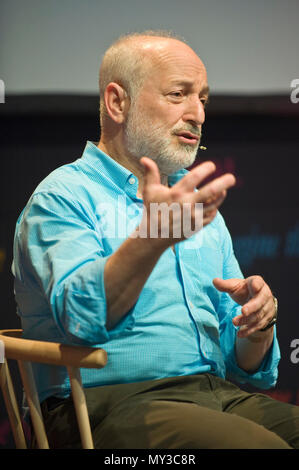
[225,325,281,389]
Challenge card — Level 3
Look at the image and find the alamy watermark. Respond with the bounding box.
[0,340,4,363]
[290,339,299,364]
[0,79,5,103]
[290,79,299,104]
[95,196,204,247]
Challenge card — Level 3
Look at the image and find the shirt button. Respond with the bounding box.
[129,177,135,185]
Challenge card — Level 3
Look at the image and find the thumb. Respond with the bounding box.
[212,277,244,294]
[140,157,161,187]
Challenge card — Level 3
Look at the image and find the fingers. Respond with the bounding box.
[175,161,216,192]
[174,160,235,202]
[212,276,244,293]
[194,173,236,204]
[233,284,275,337]
[203,189,226,214]
[201,189,230,226]
[140,157,161,186]
[247,275,264,298]
[202,208,218,226]
[236,300,273,337]
[141,158,235,210]
[139,157,235,238]
[201,191,226,226]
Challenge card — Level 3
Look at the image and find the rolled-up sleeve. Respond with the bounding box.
[15,191,135,344]
[216,213,281,389]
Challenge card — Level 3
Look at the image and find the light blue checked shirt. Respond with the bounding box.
[12,141,280,403]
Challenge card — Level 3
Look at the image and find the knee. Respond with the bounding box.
[286,417,299,449]
[93,399,293,449]
[146,401,292,449]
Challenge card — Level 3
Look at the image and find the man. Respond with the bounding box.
[12,30,299,448]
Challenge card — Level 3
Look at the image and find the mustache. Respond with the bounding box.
[171,126,201,138]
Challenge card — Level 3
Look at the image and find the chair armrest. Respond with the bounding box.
[0,330,107,369]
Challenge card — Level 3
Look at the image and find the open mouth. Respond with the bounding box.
[176,132,199,145]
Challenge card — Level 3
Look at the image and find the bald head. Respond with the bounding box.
[99,31,200,126]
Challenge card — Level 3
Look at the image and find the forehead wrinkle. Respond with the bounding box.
[158,58,206,89]
[147,59,207,90]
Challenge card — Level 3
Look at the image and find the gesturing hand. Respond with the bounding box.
[137,157,236,247]
[213,276,276,338]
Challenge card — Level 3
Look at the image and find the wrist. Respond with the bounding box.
[129,227,169,255]
[131,223,172,252]
[245,327,274,343]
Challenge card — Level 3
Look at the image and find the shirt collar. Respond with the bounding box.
[81,141,189,196]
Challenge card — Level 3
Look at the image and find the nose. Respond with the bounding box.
[182,96,206,127]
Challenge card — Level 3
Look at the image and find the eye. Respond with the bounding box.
[200,97,209,107]
[169,91,183,98]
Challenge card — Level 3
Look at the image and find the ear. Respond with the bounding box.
[104,82,129,124]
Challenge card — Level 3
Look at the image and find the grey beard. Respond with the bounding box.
[124,120,199,176]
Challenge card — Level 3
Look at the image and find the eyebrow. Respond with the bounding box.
[200,85,210,96]
[169,80,210,96]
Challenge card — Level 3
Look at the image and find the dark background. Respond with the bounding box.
[0,94,298,448]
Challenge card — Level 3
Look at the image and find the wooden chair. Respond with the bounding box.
[0,329,108,449]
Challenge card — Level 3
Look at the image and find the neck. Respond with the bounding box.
[98,137,168,198]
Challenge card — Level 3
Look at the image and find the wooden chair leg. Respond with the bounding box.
[0,360,27,449]
[67,366,94,449]
[17,360,49,449]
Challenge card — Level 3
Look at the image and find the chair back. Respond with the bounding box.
[0,329,107,449]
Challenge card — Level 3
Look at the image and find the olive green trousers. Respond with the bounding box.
[32,374,299,449]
